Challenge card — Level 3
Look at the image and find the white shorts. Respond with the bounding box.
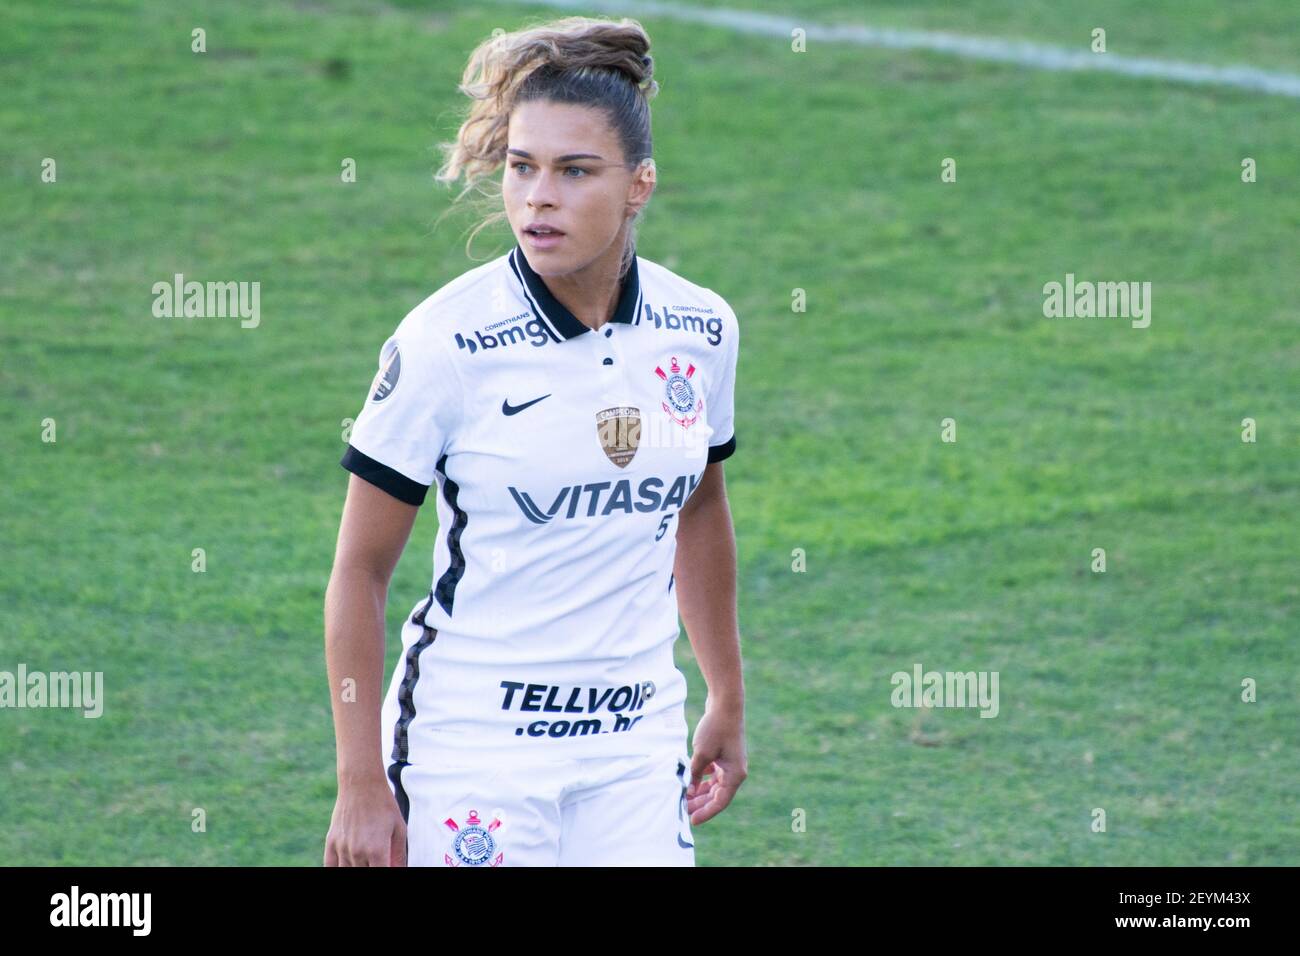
[387,745,696,867]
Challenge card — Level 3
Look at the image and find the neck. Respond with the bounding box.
[540,241,629,332]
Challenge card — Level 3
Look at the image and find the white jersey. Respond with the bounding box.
[342,243,739,764]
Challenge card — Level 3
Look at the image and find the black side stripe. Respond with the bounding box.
[388,618,439,824]
[433,453,468,615]
[411,589,435,627]
[387,759,410,824]
[676,758,694,848]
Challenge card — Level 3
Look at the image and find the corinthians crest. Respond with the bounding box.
[596,406,641,468]
[443,809,504,867]
[656,356,703,428]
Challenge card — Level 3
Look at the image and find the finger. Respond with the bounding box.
[688,769,706,796]
[689,757,714,793]
[686,778,715,812]
[690,785,735,826]
[687,774,715,799]
[689,795,720,826]
[687,787,719,816]
[691,777,742,825]
[709,762,745,795]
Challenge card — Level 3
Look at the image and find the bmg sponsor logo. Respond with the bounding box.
[643,304,723,346]
[456,315,552,354]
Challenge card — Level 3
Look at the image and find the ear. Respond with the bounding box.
[626,158,656,217]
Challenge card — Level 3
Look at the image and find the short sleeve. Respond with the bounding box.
[706,294,739,464]
[340,328,460,506]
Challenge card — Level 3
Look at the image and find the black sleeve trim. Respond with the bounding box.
[707,434,736,463]
[340,444,430,506]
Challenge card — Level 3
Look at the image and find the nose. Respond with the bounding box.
[526,169,560,209]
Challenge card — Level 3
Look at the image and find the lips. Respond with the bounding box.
[524,223,565,236]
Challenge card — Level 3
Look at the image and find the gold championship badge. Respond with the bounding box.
[596,406,641,468]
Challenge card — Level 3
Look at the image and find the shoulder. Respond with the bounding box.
[636,255,739,342]
[385,252,513,359]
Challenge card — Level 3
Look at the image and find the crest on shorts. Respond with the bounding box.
[370,342,401,403]
[596,406,641,468]
[655,356,702,428]
[443,809,504,867]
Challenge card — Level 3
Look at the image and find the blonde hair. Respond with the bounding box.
[433,16,659,279]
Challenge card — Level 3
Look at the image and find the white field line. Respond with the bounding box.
[500,0,1300,98]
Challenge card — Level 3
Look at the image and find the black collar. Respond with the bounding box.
[508,244,641,341]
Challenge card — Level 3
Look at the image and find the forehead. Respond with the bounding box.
[507,100,621,158]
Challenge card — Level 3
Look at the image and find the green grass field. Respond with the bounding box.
[1,0,1296,865]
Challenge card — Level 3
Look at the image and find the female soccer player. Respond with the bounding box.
[324,15,745,867]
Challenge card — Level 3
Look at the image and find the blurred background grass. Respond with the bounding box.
[0,0,1296,864]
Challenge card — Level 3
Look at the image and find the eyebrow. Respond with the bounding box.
[507,149,605,162]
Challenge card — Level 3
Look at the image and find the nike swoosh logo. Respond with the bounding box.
[502,394,551,416]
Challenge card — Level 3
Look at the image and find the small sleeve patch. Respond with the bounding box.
[371,342,401,402]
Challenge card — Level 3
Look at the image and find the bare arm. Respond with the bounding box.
[674,459,747,824]
[323,473,419,865]
[674,461,744,713]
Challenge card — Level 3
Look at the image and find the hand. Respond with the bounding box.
[324,777,408,867]
[687,699,747,825]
